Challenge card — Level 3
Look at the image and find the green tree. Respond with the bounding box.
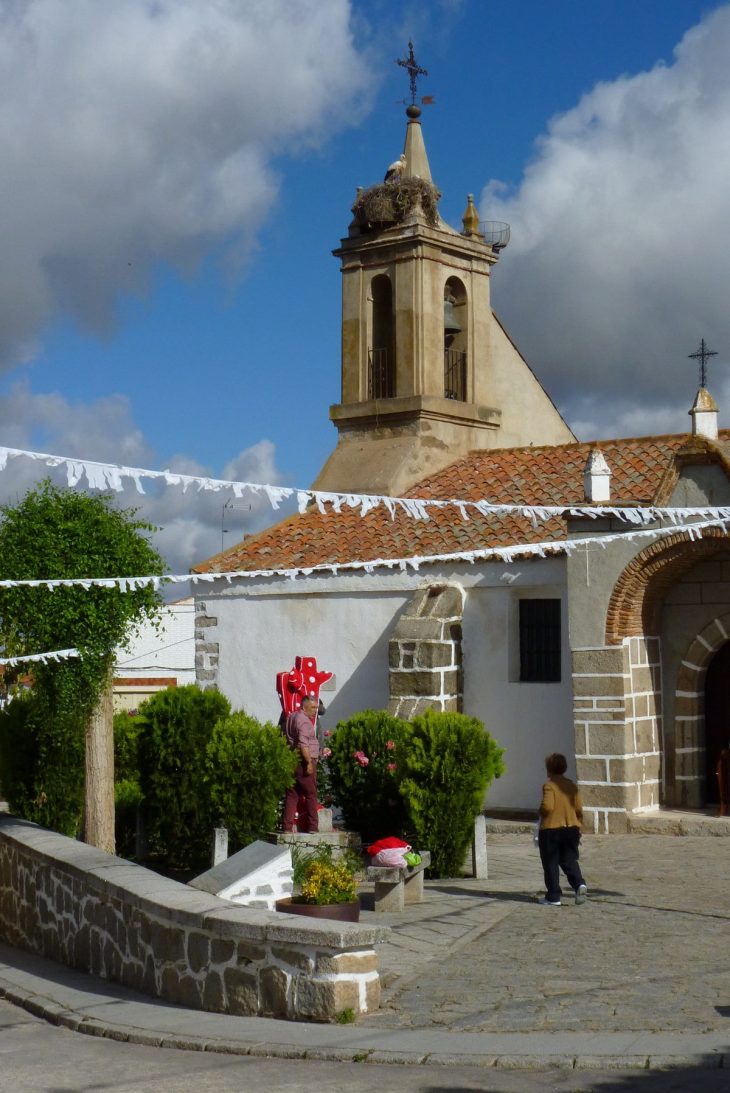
[0,480,165,850]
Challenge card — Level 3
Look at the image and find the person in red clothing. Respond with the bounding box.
[281,694,320,833]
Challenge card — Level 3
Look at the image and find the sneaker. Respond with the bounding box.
[537,897,561,906]
[575,883,588,905]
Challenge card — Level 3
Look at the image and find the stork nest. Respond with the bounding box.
[351,176,440,230]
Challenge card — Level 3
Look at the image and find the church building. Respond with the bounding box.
[193,96,730,834]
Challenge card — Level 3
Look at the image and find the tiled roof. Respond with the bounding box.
[194,431,730,574]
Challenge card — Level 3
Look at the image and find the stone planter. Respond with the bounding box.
[275,897,360,922]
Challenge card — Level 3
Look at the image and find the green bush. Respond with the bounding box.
[325,710,408,842]
[113,709,145,859]
[0,689,84,837]
[136,684,231,871]
[398,710,505,877]
[206,712,297,851]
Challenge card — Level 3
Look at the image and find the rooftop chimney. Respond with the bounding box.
[689,387,718,440]
[583,448,611,503]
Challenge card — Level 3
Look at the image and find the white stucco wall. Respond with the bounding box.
[211,585,410,725]
[462,577,574,810]
[113,598,196,713]
[115,597,196,681]
[198,557,573,809]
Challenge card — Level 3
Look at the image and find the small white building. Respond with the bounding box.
[113,597,195,712]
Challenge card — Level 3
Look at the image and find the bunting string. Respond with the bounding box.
[0,518,725,590]
[0,648,80,667]
[2,443,730,526]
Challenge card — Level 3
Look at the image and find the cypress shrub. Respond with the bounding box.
[205,712,297,851]
[0,689,84,837]
[325,710,408,842]
[398,710,505,877]
[136,684,231,871]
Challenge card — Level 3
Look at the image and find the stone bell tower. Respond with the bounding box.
[314,48,573,497]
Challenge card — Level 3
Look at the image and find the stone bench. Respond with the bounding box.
[366,851,431,912]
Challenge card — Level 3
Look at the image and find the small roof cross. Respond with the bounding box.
[688,338,718,388]
[397,40,428,105]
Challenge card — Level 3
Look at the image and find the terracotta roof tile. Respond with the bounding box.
[194,431,730,574]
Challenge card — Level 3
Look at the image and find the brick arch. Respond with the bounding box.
[605,529,730,645]
[673,613,730,807]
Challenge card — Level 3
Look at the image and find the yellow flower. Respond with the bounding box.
[300,859,357,905]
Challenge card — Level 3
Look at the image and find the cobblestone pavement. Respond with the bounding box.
[363,833,730,1034]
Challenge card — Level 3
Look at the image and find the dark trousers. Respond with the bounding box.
[538,826,584,902]
[282,760,319,833]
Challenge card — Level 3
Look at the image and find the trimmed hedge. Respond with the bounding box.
[324,710,408,842]
[136,685,231,871]
[206,712,297,851]
[327,709,505,876]
[113,688,300,872]
[398,710,505,877]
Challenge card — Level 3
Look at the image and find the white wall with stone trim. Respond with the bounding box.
[195,557,571,809]
[462,582,574,808]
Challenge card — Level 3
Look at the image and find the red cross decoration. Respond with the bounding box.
[276,655,333,721]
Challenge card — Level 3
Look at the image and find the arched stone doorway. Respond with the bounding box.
[674,613,730,807]
[573,533,730,829]
[704,641,730,805]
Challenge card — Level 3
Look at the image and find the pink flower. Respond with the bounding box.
[323,730,332,738]
[387,762,397,772]
[353,750,369,767]
[385,740,396,751]
[322,747,332,758]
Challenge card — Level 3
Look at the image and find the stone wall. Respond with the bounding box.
[388,584,464,717]
[573,637,662,833]
[195,599,219,689]
[0,817,384,1022]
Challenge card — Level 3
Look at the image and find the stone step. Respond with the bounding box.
[627,810,730,836]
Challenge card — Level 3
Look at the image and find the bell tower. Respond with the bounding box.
[314,45,573,496]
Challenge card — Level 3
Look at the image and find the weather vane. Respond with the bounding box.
[688,338,718,388]
[397,40,428,106]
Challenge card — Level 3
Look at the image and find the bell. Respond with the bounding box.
[444,298,462,335]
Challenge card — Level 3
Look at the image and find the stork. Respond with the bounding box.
[384,153,406,183]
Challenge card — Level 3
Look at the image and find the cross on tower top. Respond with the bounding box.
[397,40,428,105]
[688,338,718,388]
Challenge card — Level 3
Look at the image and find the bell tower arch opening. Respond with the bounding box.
[368,274,394,399]
[444,276,467,401]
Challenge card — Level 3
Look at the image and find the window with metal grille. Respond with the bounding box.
[519,599,561,682]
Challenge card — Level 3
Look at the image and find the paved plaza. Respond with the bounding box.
[0,827,729,1077]
[367,832,730,1037]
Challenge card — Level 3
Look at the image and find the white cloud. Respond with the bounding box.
[0,383,288,575]
[482,5,730,439]
[0,0,369,365]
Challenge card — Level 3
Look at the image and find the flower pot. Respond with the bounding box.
[275,897,360,922]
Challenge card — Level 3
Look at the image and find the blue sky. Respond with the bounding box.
[0,0,727,571]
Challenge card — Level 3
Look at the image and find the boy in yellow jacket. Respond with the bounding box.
[537,752,588,906]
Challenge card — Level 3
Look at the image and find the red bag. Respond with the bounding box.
[367,836,410,857]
